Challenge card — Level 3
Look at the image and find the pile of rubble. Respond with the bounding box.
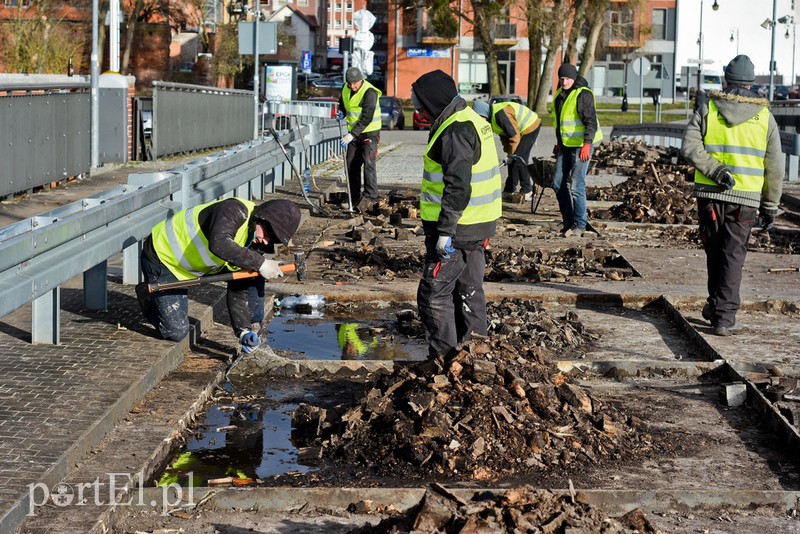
[292,306,654,481]
[485,245,635,282]
[349,485,670,534]
[589,141,697,224]
[319,246,423,282]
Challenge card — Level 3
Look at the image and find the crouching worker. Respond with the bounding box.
[136,198,301,353]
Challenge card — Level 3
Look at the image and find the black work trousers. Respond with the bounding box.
[417,236,488,357]
[504,128,540,194]
[698,198,756,328]
[345,132,380,205]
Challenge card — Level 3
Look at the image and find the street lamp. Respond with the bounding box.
[779,15,796,85]
[730,28,739,55]
[697,0,721,94]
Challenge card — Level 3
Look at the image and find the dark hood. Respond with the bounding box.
[411,70,459,118]
[252,199,301,245]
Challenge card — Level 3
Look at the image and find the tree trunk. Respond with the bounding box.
[565,0,586,66]
[121,0,143,75]
[473,2,502,95]
[578,0,608,79]
[526,3,545,109]
[533,0,566,115]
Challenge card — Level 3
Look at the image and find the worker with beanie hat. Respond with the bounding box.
[550,63,602,237]
[411,69,502,359]
[337,67,382,212]
[473,97,541,202]
[136,198,301,352]
[681,54,784,336]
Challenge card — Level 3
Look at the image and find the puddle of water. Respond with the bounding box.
[158,383,316,487]
[267,310,428,361]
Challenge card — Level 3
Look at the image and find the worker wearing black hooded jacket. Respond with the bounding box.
[136,199,301,353]
[411,69,502,358]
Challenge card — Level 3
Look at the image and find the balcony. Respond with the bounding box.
[418,24,458,45]
[492,23,517,47]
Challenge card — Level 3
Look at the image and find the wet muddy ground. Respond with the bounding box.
[22,136,800,533]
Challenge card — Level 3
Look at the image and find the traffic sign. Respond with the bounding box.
[687,58,715,64]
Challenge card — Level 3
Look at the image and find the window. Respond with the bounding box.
[651,9,666,40]
[345,19,352,28]
[334,2,341,11]
[298,0,308,5]
[345,1,352,11]
[334,20,341,28]
[609,9,634,42]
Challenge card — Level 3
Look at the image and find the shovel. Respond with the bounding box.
[268,128,331,217]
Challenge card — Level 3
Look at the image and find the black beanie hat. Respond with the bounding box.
[411,70,459,118]
[557,63,578,80]
[252,200,301,245]
[724,55,755,84]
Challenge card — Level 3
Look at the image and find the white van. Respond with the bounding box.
[700,71,724,92]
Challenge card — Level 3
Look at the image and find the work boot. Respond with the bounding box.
[713,323,743,336]
[522,191,533,202]
[701,303,715,323]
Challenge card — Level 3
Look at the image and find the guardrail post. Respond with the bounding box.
[788,154,798,183]
[123,241,142,285]
[31,287,60,345]
[83,261,108,310]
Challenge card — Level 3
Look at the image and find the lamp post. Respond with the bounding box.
[730,28,739,55]
[768,0,778,101]
[779,15,796,85]
[697,0,720,95]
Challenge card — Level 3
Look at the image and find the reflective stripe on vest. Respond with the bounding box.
[552,87,603,147]
[420,107,502,225]
[342,80,382,133]
[151,199,254,281]
[490,101,539,135]
[694,100,769,193]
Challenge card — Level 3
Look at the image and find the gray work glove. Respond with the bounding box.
[239,330,260,353]
[710,165,736,190]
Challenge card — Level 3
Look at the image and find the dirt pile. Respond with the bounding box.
[293,309,653,481]
[349,485,671,534]
[485,245,635,282]
[319,246,423,282]
[589,141,697,224]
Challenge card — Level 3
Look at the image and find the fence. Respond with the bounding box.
[0,121,341,344]
[610,122,800,182]
[0,82,91,198]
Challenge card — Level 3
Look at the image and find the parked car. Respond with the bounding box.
[488,94,525,107]
[751,83,767,97]
[379,96,404,129]
[789,84,800,99]
[413,109,431,130]
[310,76,344,89]
[773,84,791,100]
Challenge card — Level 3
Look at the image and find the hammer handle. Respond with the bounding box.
[147,264,295,293]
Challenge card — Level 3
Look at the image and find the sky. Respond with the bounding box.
[675,0,800,83]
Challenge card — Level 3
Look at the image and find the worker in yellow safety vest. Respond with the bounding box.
[681,54,784,336]
[136,199,301,353]
[472,99,541,201]
[411,69,502,359]
[337,67,382,212]
[550,63,603,237]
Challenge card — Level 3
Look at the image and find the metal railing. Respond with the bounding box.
[609,122,800,182]
[0,120,342,344]
[0,81,91,198]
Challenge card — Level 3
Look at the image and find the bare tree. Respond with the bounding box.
[577,0,610,79]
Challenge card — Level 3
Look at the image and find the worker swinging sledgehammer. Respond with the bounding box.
[135,198,302,354]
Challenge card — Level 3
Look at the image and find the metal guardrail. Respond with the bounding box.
[610,122,800,182]
[0,120,342,344]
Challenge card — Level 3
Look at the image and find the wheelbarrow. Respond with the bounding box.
[527,157,555,214]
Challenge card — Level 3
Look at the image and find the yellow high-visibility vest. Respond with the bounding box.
[342,80,382,133]
[151,199,254,281]
[490,101,539,135]
[420,107,502,225]
[552,87,603,147]
[694,99,769,193]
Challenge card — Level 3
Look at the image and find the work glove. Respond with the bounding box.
[340,133,354,147]
[335,110,345,122]
[258,259,284,280]
[435,236,456,258]
[239,330,260,354]
[579,143,591,162]
[710,165,736,190]
[760,213,776,232]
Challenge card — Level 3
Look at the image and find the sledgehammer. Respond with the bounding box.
[147,263,297,293]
